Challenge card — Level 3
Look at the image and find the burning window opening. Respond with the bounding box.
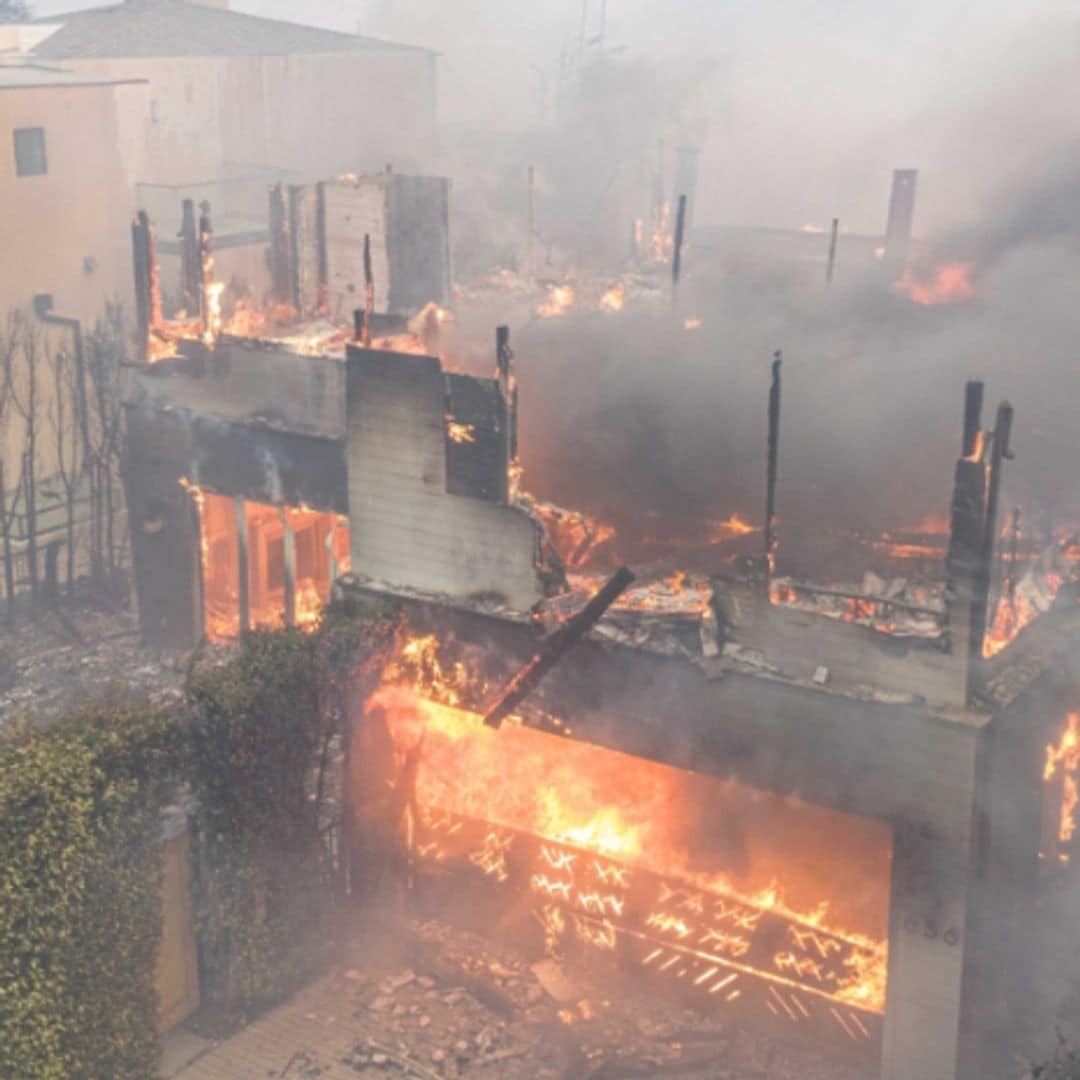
[1042,713,1080,866]
[187,484,349,642]
[358,633,892,1059]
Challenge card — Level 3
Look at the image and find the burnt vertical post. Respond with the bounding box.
[268,183,290,307]
[288,184,310,314]
[672,193,688,291]
[132,211,153,364]
[764,350,782,593]
[179,198,199,316]
[946,380,986,701]
[362,233,374,347]
[496,325,514,502]
[673,146,700,235]
[353,308,367,345]
[234,498,250,636]
[197,201,216,343]
[961,379,984,459]
[826,217,839,284]
[970,401,1014,665]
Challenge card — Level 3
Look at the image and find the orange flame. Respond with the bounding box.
[599,282,625,313]
[363,633,891,1017]
[893,262,975,306]
[537,283,576,319]
[1045,714,1080,862]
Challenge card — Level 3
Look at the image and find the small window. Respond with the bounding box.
[14,127,46,177]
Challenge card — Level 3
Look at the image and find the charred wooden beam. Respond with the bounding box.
[961,378,984,458]
[948,379,985,583]
[496,325,514,502]
[180,197,200,316]
[673,146,700,235]
[132,210,153,364]
[672,193,688,289]
[482,565,635,729]
[268,183,290,307]
[945,382,987,699]
[763,351,782,590]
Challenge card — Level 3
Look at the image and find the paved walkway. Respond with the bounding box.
[173,974,373,1079]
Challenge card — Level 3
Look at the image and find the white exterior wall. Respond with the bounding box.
[346,351,544,611]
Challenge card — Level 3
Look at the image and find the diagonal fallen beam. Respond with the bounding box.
[483,565,635,729]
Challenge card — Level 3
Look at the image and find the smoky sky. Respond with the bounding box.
[33,0,1080,555]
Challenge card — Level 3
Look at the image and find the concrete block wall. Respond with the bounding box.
[345,349,545,611]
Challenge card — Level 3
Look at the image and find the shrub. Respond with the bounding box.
[0,702,183,1079]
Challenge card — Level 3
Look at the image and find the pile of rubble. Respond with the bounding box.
[235,913,875,1080]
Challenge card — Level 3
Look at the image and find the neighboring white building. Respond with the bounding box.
[24,0,438,229]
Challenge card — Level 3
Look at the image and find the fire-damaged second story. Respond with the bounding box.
[123,327,560,646]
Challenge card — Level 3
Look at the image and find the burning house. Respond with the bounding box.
[115,129,1080,1080]
[122,211,1080,1077]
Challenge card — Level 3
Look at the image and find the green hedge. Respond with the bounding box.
[0,702,183,1080]
[0,607,398,1069]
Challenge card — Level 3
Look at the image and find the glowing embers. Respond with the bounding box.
[1042,714,1080,866]
[369,681,891,1056]
[190,489,349,641]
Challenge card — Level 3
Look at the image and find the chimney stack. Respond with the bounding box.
[884,168,918,266]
